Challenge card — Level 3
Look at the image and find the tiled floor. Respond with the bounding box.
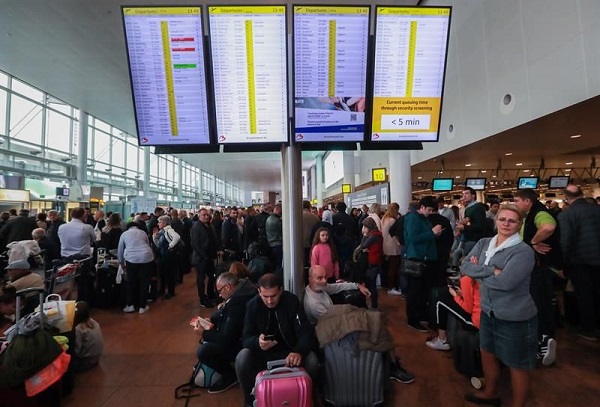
[62,273,600,407]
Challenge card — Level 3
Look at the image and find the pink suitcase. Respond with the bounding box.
[253,360,313,407]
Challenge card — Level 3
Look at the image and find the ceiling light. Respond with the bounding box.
[565,162,573,165]
[516,163,523,166]
[417,176,422,180]
[523,169,530,173]
[570,134,581,139]
[480,170,487,173]
[492,175,497,178]
[505,152,513,156]
[465,163,472,167]
[455,175,461,178]
[439,171,443,174]
[565,168,572,172]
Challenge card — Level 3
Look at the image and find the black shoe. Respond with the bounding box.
[200,298,215,308]
[573,328,599,342]
[390,366,415,384]
[408,322,428,333]
[465,392,501,406]
[164,293,174,299]
[207,375,238,394]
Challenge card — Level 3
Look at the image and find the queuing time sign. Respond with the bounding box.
[372,168,386,182]
[371,7,451,142]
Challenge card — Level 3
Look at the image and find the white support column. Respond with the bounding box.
[77,110,88,183]
[315,154,324,207]
[143,148,150,196]
[388,150,412,213]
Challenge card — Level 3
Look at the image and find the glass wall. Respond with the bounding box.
[0,69,243,207]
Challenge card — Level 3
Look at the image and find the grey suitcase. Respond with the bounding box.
[323,339,384,407]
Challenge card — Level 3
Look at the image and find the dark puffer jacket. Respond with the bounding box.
[558,198,600,266]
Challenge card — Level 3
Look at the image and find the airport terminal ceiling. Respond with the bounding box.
[1,0,598,193]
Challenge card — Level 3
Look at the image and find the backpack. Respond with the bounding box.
[174,362,222,406]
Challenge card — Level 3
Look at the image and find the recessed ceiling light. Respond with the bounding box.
[492,175,497,178]
[516,163,523,166]
[417,176,422,179]
[465,163,472,167]
[565,162,573,165]
[439,171,443,174]
[480,170,487,173]
[570,134,581,139]
[455,175,461,178]
[505,152,513,156]
[523,169,530,173]
[565,168,572,172]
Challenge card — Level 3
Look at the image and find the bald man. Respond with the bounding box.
[303,265,370,325]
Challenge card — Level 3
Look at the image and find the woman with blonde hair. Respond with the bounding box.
[462,205,536,407]
[381,203,402,295]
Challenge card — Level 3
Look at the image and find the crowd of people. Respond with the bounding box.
[1,184,599,406]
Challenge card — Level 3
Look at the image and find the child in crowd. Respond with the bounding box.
[73,301,104,372]
[310,227,340,283]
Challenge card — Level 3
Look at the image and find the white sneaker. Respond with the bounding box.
[388,288,403,296]
[139,305,149,314]
[123,305,135,313]
[426,337,451,351]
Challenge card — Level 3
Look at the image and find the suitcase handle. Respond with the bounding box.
[266,359,287,370]
[264,367,301,376]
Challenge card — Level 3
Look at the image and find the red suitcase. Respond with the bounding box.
[253,360,312,407]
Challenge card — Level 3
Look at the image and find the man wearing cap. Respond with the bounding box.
[6,259,44,293]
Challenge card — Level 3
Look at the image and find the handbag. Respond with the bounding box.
[401,258,425,278]
[39,294,76,333]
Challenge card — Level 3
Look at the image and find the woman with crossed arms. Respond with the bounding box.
[461,205,536,407]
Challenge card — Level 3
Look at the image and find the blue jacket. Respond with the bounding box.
[403,211,437,261]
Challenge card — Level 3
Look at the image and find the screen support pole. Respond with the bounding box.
[281,142,304,297]
[389,150,412,210]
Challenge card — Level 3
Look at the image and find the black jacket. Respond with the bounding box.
[558,198,600,266]
[37,235,61,264]
[242,291,316,357]
[47,219,65,247]
[428,213,454,257]
[0,215,37,247]
[203,278,257,352]
[190,221,219,265]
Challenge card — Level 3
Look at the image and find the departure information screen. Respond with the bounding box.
[122,7,212,146]
[371,7,451,142]
[208,6,288,144]
[293,6,369,142]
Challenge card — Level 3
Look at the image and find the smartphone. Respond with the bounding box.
[189,316,199,327]
[263,334,276,341]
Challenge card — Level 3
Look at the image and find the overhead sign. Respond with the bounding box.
[209,6,288,144]
[371,7,451,142]
[372,168,386,182]
[0,189,30,202]
[293,6,369,142]
[342,183,351,193]
[122,7,212,146]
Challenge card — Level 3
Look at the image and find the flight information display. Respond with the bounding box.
[293,6,369,142]
[371,7,451,142]
[208,6,288,144]
[122,6,212,146]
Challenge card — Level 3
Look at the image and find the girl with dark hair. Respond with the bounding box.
[310,227,340,283]
[73,301,104,372]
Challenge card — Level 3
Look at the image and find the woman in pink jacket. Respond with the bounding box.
[310,227,340,283]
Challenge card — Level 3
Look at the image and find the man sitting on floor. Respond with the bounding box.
[193,272,257,394]
[236,273,318,407]
[304,265,415,384]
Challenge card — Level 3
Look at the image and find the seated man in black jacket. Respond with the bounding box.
[235,273,318,407]
[193,272,257,394]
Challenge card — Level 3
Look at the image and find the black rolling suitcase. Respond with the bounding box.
[447,315,482,378]
[94,264,119,308]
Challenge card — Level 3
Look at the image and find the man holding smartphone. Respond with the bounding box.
[235,273,318,407]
